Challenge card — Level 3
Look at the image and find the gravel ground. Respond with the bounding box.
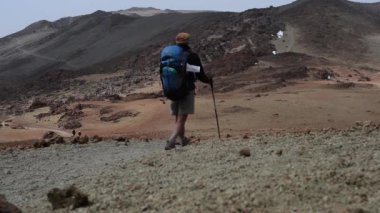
[0,140,165,207]
[2,130,380,213]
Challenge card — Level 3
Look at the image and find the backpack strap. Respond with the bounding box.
[180,50,190,73]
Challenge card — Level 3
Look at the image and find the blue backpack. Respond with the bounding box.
[160,45,189,101]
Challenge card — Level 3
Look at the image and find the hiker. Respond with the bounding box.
[160,32,213,150]
[72,129,76,137]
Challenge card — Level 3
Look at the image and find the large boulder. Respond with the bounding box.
[47,186,91,210]
[28,99,48,111]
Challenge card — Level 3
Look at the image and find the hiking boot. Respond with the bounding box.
[180,137,190,147]
[165,140,176,150]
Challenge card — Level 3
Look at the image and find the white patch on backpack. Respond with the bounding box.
[186,63,200,73]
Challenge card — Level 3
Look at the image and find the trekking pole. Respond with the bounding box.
[211,80,221,141]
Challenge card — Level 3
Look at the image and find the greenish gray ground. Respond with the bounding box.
[2,128,380,213]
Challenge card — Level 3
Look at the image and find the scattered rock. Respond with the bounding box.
[338,207,370,213]
[335,81,356,89]
[57,107,84,129]
[35,112,52,120]
[79,136,89,144]
[239,148,251,157]
[141,159,155,167]
[0,194,22,213]
[226,134,232,138]
[28,99,48,111]
[275,150,283,156]
[114,136,127,142]
[71,136,80,144]
[42,131,65,144]
[33,141,42,149]
[41,141,51,148]
[358,76,371,82]
[43,131,57,140]
[91,135,102,143]
[312,68,334,80]
[61,119,82,130]
[99,106,113,115]
[107,94,122,102]
[243,135,249,139]
[47,185,91,210]
[73,104,97,111]
[10,123,25,130]
[100,110,139,123]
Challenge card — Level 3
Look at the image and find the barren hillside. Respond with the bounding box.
[277,0,380,64]
[0,0,380,102]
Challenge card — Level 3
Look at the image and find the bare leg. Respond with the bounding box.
[169,115,188,143]
[178,115,188,140]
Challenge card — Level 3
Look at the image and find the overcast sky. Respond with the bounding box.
[0,0,379,38]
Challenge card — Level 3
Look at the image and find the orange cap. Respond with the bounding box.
[175,32,190,44]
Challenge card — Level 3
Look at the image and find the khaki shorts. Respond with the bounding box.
[170,91,195,116]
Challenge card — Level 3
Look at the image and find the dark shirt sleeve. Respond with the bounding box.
[187,53,211,84]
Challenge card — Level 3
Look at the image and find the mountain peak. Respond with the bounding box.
[127,7,160,11]
[114,7,166,17]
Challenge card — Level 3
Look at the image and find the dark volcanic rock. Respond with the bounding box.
[100,111,139,122]
[71,136,80,144]
[0,194,22,213]
[99,106,113,115]
[79,136,89,144]
[28,99,48,111]
[43,131,58,140]
[47,186,91,210]
[239,148,251,157]
[10,123,25,130]
[42,131,65,144]
[358,76,371,82]
[60,119,82,130]
[114,136,127,142]
[107,94,122,102]
[91,135,103,143]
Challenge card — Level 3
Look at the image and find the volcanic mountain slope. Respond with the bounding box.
[276,0,380,64]
[1,0,380,101]
[0,8,281,100]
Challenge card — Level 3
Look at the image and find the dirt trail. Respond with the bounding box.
[25,127,72,137]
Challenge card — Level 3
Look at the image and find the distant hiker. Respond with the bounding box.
[72,129,76,137]
[78,131,82,137]
[160,32,212,150]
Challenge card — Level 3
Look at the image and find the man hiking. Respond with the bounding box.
[160,32,212,150]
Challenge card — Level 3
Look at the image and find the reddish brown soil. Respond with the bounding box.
[2,63,380,149]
